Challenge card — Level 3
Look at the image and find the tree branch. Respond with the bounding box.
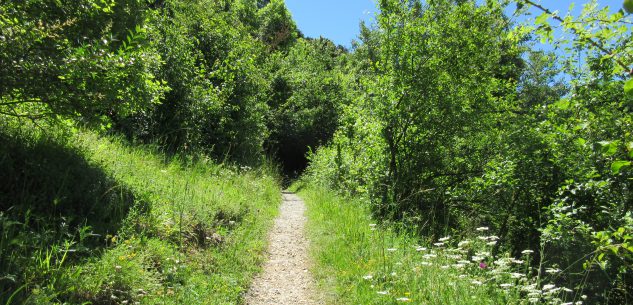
[523,0,632,75]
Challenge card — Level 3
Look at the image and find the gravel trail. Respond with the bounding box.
[245,192,319,305]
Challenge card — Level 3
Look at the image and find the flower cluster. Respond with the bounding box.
[360,224,582,304]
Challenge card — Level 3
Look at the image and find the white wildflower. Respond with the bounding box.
[542,284,556,291]
[458,240,470,247]
[415,246,427,252]
[521,249,534,255]
[439,236,450,242]
[476,227,489,231]
[396,297,411,302]
[471,280,483,285]
[545,268,561,274]
[363,275,373,280]
[471,255,484,261]
[433,242,445,247]
[387,248,397,252]
[377,291,389,295]
[500,283,513,288]
[510,273,524,279]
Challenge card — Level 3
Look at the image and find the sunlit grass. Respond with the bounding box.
[68,131,282,304]
[297,182,580,305]
[0,121,281,304]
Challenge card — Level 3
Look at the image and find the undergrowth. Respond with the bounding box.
[0,119,281,304]
[295,182,585,305]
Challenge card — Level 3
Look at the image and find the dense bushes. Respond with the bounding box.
[305,0,633,303]
[0,0,168,120]
[1,0,345,166]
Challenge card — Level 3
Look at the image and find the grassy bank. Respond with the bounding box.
[0,121,281,304]
[296,182,578,305]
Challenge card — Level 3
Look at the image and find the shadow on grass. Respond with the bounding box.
[0,129,143,303]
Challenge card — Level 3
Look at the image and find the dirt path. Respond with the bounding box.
[245,192,319,305]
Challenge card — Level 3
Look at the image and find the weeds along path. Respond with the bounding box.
[245,192,319,305]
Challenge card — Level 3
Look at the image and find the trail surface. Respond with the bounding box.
[245,192,319,305]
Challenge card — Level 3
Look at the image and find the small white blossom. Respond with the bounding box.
[471,255,484,261]
[439,236,450,242]
[377,291,389,295]
[476,227,489,231]
[542,284,556,291]
[363,275,373,280]
[521,249,534,255]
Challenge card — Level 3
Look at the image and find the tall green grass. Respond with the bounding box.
[0,121,281,304]
[296,183,572,305]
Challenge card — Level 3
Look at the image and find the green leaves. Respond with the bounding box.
[624,78,633,96]
[535,12,549,26]
[611,160,631,174]
[599,140,619,156]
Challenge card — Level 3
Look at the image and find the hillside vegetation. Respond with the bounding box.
[0,120,280,304]
[1,0,632,304]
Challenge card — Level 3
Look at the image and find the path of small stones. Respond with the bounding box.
[245,192,319,305]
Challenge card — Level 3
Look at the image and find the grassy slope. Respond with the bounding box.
[0,124,280,304]
[296,182,527,305]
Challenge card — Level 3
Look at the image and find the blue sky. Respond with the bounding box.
[285,0,377,47]
[284,0,624,48]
